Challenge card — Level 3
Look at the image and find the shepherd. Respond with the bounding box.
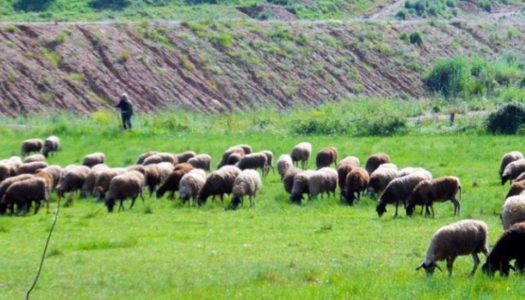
[116,93,133,130]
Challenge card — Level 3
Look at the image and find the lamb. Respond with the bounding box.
[416,220,488,277]
[16,161,48,175]
[501,195,525,230]
[1,177,49,215]
[179,169,207,205]
[21,139,43,157]
[230,169,262,209]
[197,165,241,205]
[501,159,525,185]
[376,172,430,217]
[341,167,370,205]
[136,151,159,164]
[290,170,315,204]
[277,154,293,180]
[105,171,145,212]
[42,135,60,158]
[499,151,523,181]
[261,150,274,173]
[144,162,174,195]
[406,176,462,217]
[23,154,46,163]
[0,174,36,213]
[156,163,194,198]
[218,146,246,168]
[93,168,127,200]
[187,154,212,171]
[176,151,196,163]
[291,142,312,169]
[283,167,301,194]
[398,167,432,179]
[56,165,90,201]
[80,164,110,198]
[83,152,106,168]
[42,165,63,189]
[316,147,338,169]
[365,153,391,175]
[235,152,269,175]
[338,156,360,168]
[367,166,399,197]
[482,222,525,276]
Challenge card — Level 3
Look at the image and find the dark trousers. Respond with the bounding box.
[121,113,132,130]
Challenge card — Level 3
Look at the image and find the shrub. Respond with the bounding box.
[486,103,525,134]
[13,0,54,12]
[119,50,130,63]
[89,0,130,10]
[424,57,470,97]
[91,110,113,125]
[409,32,423,46]
[291,118,347,135]
[355,115,407,136]
[210,33,234,49]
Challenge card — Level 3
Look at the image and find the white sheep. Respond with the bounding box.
[277,154,293,180]
[501,195,525,230]
[291,142,312,169]
[231,169,262,209]
[179,169,207,205]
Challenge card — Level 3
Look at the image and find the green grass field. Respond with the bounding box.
[0,108,524,299]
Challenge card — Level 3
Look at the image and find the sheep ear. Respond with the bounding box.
[415,263,424,271]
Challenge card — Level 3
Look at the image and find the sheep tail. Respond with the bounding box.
[458,184,462,202]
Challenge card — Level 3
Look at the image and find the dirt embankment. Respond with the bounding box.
[0,16,523,116]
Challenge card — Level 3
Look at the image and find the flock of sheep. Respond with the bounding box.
[1,137,525,277]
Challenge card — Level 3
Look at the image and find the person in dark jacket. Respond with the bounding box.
[116,93,133,130]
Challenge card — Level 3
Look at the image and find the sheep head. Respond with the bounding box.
[416,261,442,275]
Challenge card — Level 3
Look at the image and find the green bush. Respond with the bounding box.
[424,57,471,97]
[409,32,423,46]
[291,118,348,135]
[89,0,130,10]
[487,103,525,134]
[355,115,407,136]
[13,0,54,12]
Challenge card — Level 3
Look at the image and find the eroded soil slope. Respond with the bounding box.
[0,16,524,115]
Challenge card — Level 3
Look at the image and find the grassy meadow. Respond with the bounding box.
[0,104,524,299]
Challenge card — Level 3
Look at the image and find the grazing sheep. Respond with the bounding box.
[309,168,338,199]
[406,176,462,217]
[83,152,106,168]
[21,139,43,157]
[136,151,159,164]
[1,177,49,215]
[142,154,163,165]
[482,222,525,276]
[236,152,269,175]
[218,146,246,168]
[376,172,430,217]
[500,151,524,180]
[156,163,194,198]
[367,166,399,198]
[80,164,110,198]
[235,144,253,155]
[277,154,293,180]
[261,150,274,173]
[23,154,46,163]
[35,170,56,193]
[0,174,36,212]
[197,166,241,205]
[17,161,48,175]
[505,180,525,199]
[416,220,488,277]
[105,171,145,212]
[337,162,355,191]
[0,163,10,182]
[0,156,22,177]
[179,169,207,205]
[365,153,391,175]
[501,159,525,185]
[341,167,370,205]
[230,169,262,209]
[187,154,212,171]
[176,151,196,163]
[338,156,360,168]
[316,147,338,169]
[127,164,146,175]
[501,195,525,230]
[283,167,301,194]
[398,167,432,179]
[291,142,312,169]
[42,165,63,189]
[290,170,315,204]
[93,168,127,200]
[42,136,60,158]
[56,165,90,201]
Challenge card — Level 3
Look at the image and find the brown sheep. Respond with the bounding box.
[56,165,90,201]
[336,162,355,191]
[505,180,525,199]
[291,142,312,169]
[0,174,36,209]
[261,150,274,173]
[501,159,525,185]
[316,146,338,169]
[341,167,370,205]
[365,153,391,175]
[376,172,430,217]
[127,164,147,175]
[0,156,22,177]
[23,154,46,163]
[105,171,145,212]
[36,170,56,193]
[40,165,63,190]
[176,151,196,163]
[144,162,174,195]
[235,152,269,176]
[499,151,523,181]
[93,168,127,200]
[42,136,60,158]
[283,167,300,194]
[406,176,462,217]
[83,152,106,168]
[136,151,159,164]
[17,161,48,175]
[1,177,49,215]
[197,166,241,205]
[337,156,360,168]
[367,166,399,198]
[156,163,194,198]
[218,146,246,168]
[21,139,43,157]
[81,164,110,198]
[187,154,212,171]
[0,163,11,182]
[289,170,315,204]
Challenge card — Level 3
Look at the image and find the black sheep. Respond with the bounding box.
[482,222,525,276]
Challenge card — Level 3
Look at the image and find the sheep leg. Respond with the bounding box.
[430,205,435,218]
[515,259,525,274]
[470,253,480,276]
[130,197,137,209]
[446,257,455,277]
[394,202,399,218]
[451,197,460,215]
[119,200,125,211]
[34,201,41,215]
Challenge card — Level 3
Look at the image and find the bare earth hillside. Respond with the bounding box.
[0,13,524,115]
